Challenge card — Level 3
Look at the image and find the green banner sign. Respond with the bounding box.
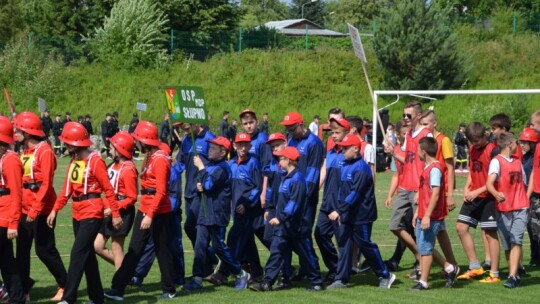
[162,86,208,124]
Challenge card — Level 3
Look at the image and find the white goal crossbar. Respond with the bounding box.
[371,89,540,169]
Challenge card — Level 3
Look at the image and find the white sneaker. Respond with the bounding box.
[462,169,469,173]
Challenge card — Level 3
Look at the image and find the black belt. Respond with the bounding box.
[72,193,101,202]
[0,188,10,196]
[23,182,42,190]
[140,188,156,195]
[116,194,126,200]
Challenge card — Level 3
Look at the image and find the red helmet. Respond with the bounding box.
[520,127,539,142]
[132,121,160,147]
[14,112,45,137]
[110,131,134,159]
[59,122,92,147]
[0,116,14,145]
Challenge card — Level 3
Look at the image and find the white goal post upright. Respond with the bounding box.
[371,89,540,169]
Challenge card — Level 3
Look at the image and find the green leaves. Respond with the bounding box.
[373,0,467,91]
[85,0,169,68]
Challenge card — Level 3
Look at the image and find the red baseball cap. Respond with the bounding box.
[239,109,257,119]
[234,133,251,143]
[329,117,351,131]
[280,112,304,126]
[266,132,287,144]
[273,146,300,161]
[338,134,361,148]
[207,136,231,152]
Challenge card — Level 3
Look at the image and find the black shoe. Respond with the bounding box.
[445,265,460,288]
[248,275,263,284]
[204,273,228,286]
[504,276,518,288]
[481,261,491,270]
[384,259,399,272]
[249,281,272,292]
[291,272,306,282]
[274,277,291,290]
[323,272,336,285]
[306,284,323,291]
[518,265,527,277]
[409,282,428,291]
[104,289,124,301]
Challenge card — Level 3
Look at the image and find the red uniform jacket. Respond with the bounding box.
[53,152,119,220]
[108,160,138,210]
[21,142,57,219]
[139,150,172,218]
[0,151,23,229]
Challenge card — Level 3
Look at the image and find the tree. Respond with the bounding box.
[85,0,169,67]
[159,0,243,60]
[240,0,288,28]
[0,36,63,104]
[288,0,326,25]
[373,0,466,91]
[325,0,385,33]
[161,0,243,32]
[0,0,26,43]
[19,0,115,62]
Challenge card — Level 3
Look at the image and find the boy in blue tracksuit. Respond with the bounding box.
[327,135,396,289]
[207,132,264,285]
[249,147,324,292]
[183,136,250,291]
[176,123,217,275]
[225,134,264,278]
[315,117,349,283]
[281,112,324,229]
[263,133,288,244]
[280,112,324,280]
[238,110,273,279]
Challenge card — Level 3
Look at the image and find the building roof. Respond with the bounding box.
[264,19,347,37]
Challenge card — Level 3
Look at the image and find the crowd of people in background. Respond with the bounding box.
[0,105,539,304]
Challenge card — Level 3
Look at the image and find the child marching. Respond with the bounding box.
[14,112,68,302]
[105,121,178,301]
[47,122,122,304]
[94,131,138,270]
[0,116,25,304]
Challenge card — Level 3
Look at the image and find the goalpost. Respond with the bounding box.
[371,89,540,168]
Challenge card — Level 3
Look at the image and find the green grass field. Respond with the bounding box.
[22,156,540,303]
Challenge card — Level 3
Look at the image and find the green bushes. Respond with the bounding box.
[84,0,169,68]
[0,36,63,112]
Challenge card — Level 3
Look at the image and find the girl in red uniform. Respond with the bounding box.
[0,116,25,304]
[104,121,177,301]
[47,122,122,304]
[94,131,138,270]
[14,112,68,302]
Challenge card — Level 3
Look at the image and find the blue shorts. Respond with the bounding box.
[415,219,446,256]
